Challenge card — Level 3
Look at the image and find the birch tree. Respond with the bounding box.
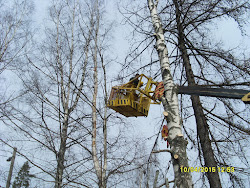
[147,1,193,187]
[90,1,148,187]
[0,0,33,118]
[91,1,107,187]
[0,0,33,74]
[1,0,97,187]
[0,1,33,184]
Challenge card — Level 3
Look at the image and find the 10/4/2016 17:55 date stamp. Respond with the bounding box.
[180,166,234,173]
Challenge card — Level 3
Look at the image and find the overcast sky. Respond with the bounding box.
[1,0,249,187]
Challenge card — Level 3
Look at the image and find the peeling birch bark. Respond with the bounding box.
[91,1,107,187]
[92,14,102,188]
[101,55,108,188]
[147,0,193,187]
[55,3,76,187]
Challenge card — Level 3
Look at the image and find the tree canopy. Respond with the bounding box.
[0,0,249,187]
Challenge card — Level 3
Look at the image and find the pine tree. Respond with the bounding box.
[12,162,35,188]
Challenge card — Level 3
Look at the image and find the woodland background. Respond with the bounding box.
[0,0,249,187]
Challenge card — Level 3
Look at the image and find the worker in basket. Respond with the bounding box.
[130,73,140,88]
[129,73,141,101]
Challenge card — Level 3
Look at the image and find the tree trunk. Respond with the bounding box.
[91,1,107,187]
[101,55,108,188]
[147,1,193,187]
[55,3,76,186]
[173,0,222,187]
[6,147,17,188]
[55,119,68,188]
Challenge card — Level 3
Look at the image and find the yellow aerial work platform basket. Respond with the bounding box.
[107,74,160,117]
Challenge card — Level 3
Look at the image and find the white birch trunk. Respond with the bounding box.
[91,23,102,188]
[101,55,108,188]
[147,0,193,187]
[91,1,107,187]
[55,2,77,187]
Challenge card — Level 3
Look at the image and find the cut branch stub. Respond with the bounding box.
[171,136,189,166]
[163,111,170,123]
[163,111,168,117]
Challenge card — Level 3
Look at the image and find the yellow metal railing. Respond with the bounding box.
[107,74,161,117]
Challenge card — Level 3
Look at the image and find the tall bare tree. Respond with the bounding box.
[172,0,222,187]
[90,1,148,187]
[1,0,96,187]
[91,1,107,187]
[147,0,193,187]
[0,0,33,74]
[0,0,33,120]
[0,1,33,184]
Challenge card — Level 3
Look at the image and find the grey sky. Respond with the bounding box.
[1,0,249,187]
